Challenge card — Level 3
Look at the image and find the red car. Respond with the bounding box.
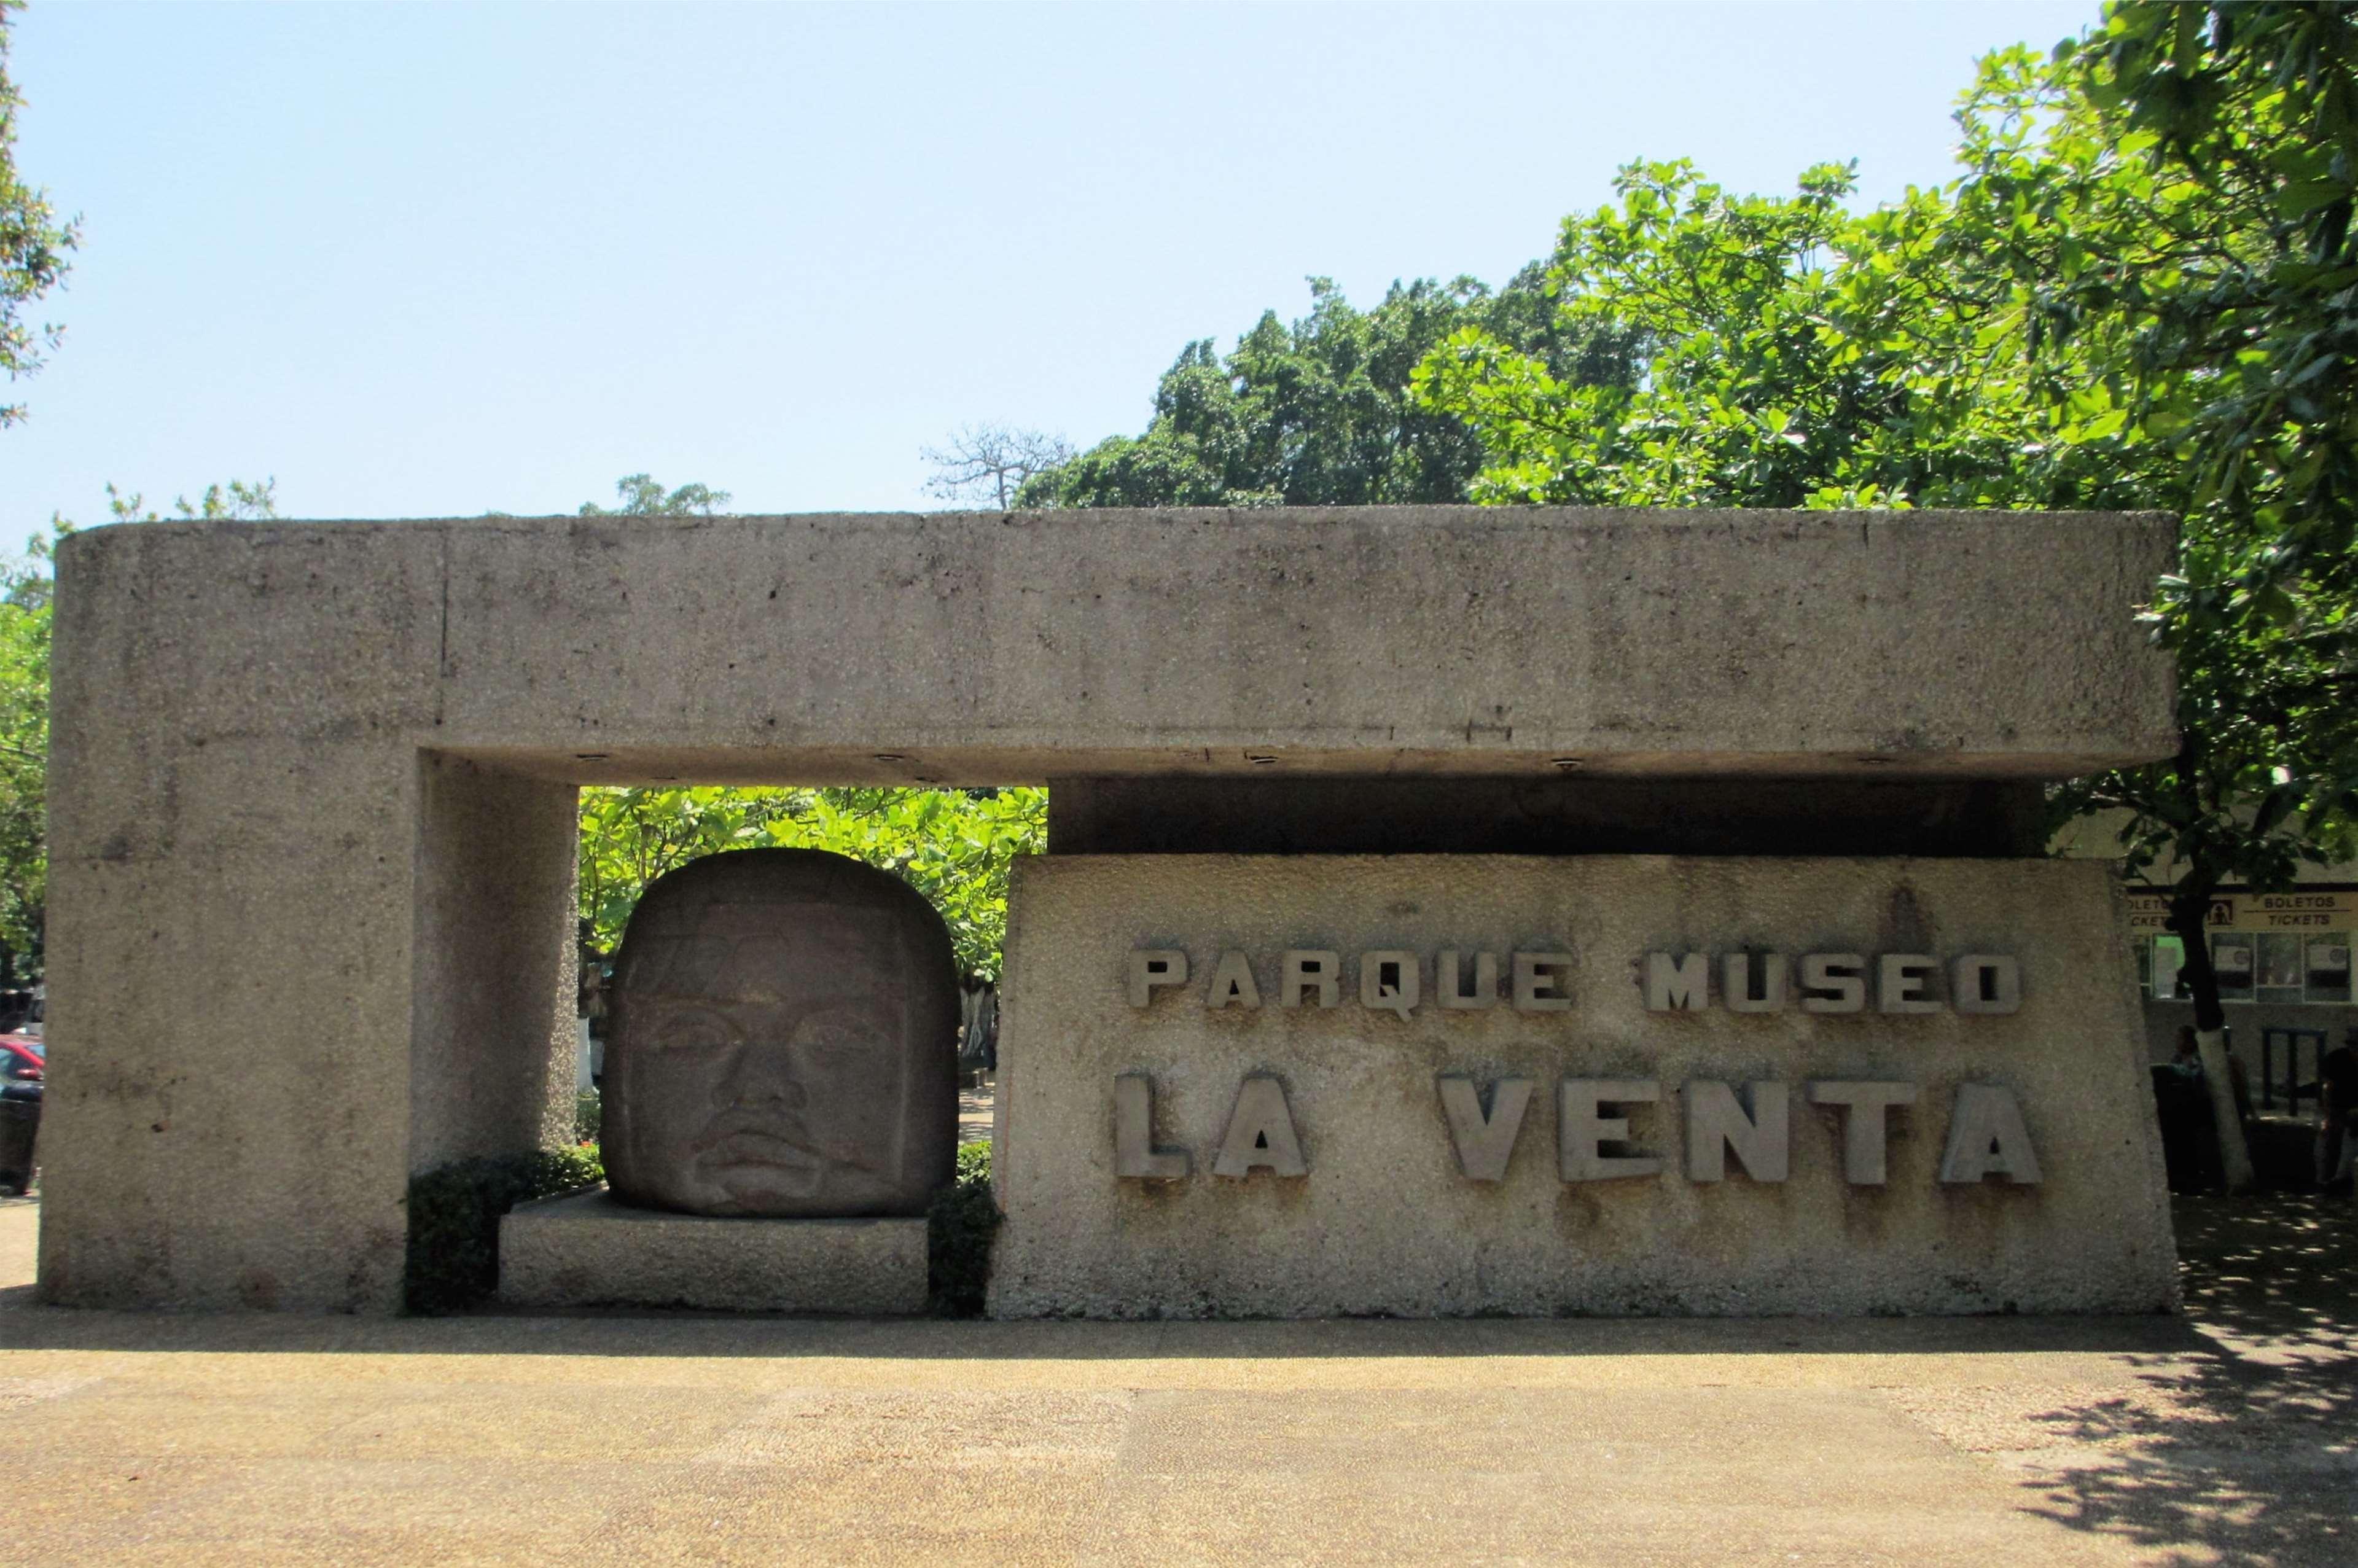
[0,1036,37,1085]
[0,1034,36,1195]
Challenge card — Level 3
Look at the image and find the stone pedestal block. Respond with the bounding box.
[498,1190,927,1313]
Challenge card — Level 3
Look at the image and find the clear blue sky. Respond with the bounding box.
[7,0,2096,526]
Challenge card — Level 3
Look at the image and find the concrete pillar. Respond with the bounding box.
[39,739,424,1310]
[35,522,580,1311]
[409,754,579,1174]
[39,746,577,1311]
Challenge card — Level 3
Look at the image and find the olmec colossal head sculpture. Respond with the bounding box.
[602,848,958,1217]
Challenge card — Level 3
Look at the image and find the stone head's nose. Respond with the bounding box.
[715,1047,811,1114]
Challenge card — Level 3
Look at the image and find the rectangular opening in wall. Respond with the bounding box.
[2256,933,2305,1005]
[2307,935,2351,1004]
[2212,938,2255,1004]
[574,784,1044,1130]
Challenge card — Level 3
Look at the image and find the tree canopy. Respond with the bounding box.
[1017,271,1639,509]
[1408,0,2358,1187]
[578,474,732,517]
[578,785,1045,980]
[0,0,75,428]
[0,542,49,977]
[923,424,1074,511]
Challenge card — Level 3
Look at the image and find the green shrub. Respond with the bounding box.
[574,1088,602,1144]
[405,1147,603,1315]
[927,1139,1000,1316]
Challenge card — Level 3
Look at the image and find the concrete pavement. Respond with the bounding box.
[0,1192,2351,1566]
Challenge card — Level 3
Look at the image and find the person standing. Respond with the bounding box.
[2314,1031,2357,1194]
[2158,1026,2213,1192]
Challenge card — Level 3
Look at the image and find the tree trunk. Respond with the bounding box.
[2169,886,2255,1193]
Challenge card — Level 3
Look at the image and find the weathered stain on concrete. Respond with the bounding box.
[991,855,2175,1319]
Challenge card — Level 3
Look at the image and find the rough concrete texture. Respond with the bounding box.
[498,1190,927,1313]
[38,741,579,1313]
[41,739,450,1313]
[991,855,2177,1318]
[41,507,2174,1313]
[56,509,2172,787]
[411,753,580,1174]
[8,1192,2357,1568]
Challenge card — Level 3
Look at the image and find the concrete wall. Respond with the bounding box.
[39,739,425,1311]
[38,525,576,1311]
[410,755,579,1173]
[37,507,2179,1313]
[990,855,2177,1318]
[39,746,578,1311]
[57,509,2173,787]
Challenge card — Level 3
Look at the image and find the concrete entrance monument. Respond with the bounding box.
[36,507,2179,1314]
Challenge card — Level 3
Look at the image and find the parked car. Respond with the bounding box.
[0,1034,36,1194]
[0,1035,39,1085]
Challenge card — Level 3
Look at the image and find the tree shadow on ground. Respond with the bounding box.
[2013,1193,2357,1568]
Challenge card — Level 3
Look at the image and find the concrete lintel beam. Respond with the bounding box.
[55,507,2176,781]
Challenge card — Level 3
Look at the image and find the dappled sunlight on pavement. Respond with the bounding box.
[958,1077,994,1145]
[1882,1193,2357,1567]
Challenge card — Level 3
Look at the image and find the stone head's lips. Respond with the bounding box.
[691,1118,828,1172]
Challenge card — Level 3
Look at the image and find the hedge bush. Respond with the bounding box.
[928,1139,1000,1316]
[405,1146,604,1314]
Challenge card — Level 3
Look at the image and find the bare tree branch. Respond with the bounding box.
[921,423,1074,511]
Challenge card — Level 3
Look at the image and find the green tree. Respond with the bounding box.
[578,474,732,517]
[101,477,280,524]
[1416,2,2358,1190]
[1020,273,1638,509]
[1408,140,2168,514]
[579,786,1045,980]
[2058,2,2358,1189]
[576,786,807,952]
[0,0,77,427]
[0,536,52,976]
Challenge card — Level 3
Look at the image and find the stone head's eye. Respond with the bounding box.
[792,1007,886,1059]
[658,1007,738,1053]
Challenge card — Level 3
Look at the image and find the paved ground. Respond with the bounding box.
[958,1077,994,1144]
[0,1190,2350,1566]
